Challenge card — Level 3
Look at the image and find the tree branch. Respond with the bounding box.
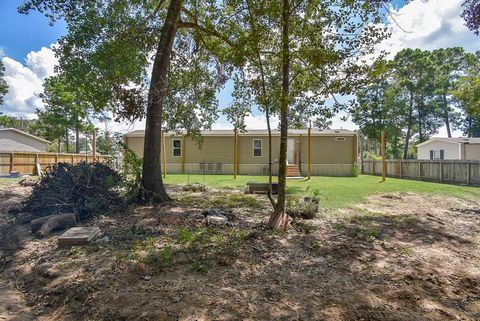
[177,20,235,47]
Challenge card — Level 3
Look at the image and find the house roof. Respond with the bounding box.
[0,128,50,144]
[417,137,480,148]
[125,128,355,138]
[0,138,46,152]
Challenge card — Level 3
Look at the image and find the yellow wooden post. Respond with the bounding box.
[381,129,386,181]
[162,131,167,178]
[92,129,97,162]
[233,128,237,179]
[71,154,74,164]
[181,134,186,173]
[307,125,311,180]
[10,152,14,173]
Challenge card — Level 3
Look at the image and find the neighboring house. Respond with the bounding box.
[417,137,480,160]
[0,128,49,152]
[125,129,357,176]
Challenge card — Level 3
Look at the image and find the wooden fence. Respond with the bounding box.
[363,159,480,186]
[0,152,109,176]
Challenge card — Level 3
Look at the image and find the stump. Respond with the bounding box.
[31,213,77,238]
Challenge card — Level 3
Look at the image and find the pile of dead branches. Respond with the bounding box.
[23,162,123,221]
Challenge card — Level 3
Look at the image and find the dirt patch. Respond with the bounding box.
[0,185,479,320]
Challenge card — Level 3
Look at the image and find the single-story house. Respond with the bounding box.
[417,137,480,160]
[0,128,49,152]
[124,129,358,176]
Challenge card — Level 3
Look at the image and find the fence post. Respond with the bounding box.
[467,162,471,185]
[439,161,443,183]
[418,161,421,180]
[372,159,375,175]
[399,160,403,178]
[381,130,386,181]
[10,153,14,173]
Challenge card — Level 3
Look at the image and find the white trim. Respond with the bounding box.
[252,139,262,157]
[416,138,461,148]
[172,139,182,157]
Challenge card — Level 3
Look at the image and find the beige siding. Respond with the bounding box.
[465,144,480,160]
[126,133,355,176]
[299,135,354,164]
[417,140,460,160]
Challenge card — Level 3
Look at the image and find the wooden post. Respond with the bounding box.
[352,133,358,164]
[92,130,97,162]
[418,161,421,180]
[233,128,237,179]
[399,160,403,178]
[71,154,74,164]
[359,135,364,174]
[467,162,471,185]
[55,153,58,164]
[439,161,443,183]
[10,153,14,173]
[162,131,167,178]
[181,134,186,173]
[381,129,386,181]
[307,124,311,180]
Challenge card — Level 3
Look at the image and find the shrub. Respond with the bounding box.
[352,162,360,177]
[143,247,172,272]
[24,162,123,221]
[286,195,319,219]
[122,146,145,203]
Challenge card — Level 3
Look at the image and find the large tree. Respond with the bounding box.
[20,0,236,202]
[221,0,392,229]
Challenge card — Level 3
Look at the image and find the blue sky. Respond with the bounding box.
[0,0,478,135]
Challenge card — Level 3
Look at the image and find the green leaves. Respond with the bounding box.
[0,60,8,106]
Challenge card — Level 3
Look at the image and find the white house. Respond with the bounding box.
[417,137,480,160]
[0,128,49,152]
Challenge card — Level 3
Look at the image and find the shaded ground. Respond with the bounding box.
[0,182,479,320]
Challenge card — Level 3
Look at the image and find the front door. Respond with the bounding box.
[287,138,295,164]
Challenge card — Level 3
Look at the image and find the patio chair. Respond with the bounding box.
[207,163,214,174]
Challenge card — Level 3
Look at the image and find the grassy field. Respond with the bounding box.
[163,174,480,209]
[2,174,479,209]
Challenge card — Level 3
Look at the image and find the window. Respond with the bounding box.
[430,149,444,160]
[172,139,182,157]
[335,137,346,142]
[253,139,262,157]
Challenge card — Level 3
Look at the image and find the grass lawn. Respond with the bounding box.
[164,174,480,209]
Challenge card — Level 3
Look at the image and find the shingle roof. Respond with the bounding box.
[417,137,480,147]
[0,128,50,143]
[125,128,355,137]
[0,138,45,152]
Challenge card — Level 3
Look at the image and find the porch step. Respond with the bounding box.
[286,165,302,177]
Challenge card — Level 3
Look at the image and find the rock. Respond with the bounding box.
[144,275,152,281]
[206,215,228,226]
[182,183,206,192]
[95,236,110,244]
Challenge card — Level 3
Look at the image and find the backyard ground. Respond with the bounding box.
[0,175,479,320]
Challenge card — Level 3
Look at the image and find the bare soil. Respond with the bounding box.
[0,183,479,321]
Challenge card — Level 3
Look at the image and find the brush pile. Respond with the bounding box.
[23,162,123,221]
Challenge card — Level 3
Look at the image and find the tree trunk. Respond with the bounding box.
[65,129,69,153]
[75,111,80,154]
[142,0,182,203]
[467,116,472,137]
[403,93,414,159]
[442,94,452,138]
[268,0,290,230]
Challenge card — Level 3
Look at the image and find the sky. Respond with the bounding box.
[0,0,479,136]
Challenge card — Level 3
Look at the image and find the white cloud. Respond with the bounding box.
[378,0,479,57]
[1,44,57,118]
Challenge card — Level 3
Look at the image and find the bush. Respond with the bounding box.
[352,162,360,177]
[24,162,123,221]
[286,195,319,219]
[122,146,145,203]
